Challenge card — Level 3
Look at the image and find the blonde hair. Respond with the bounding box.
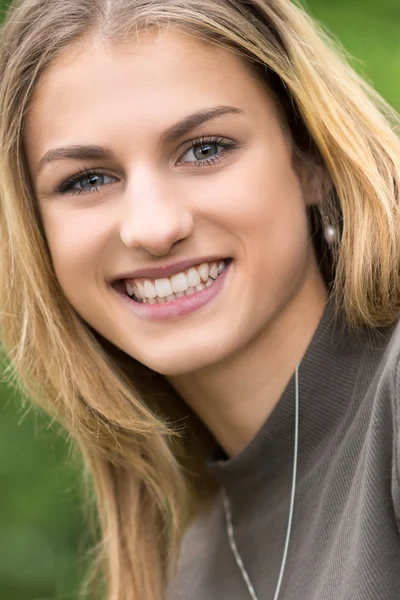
[0,0,399,598]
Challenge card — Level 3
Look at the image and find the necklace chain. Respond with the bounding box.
[222,363,300,600]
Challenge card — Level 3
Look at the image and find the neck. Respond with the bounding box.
[167,270,327,458]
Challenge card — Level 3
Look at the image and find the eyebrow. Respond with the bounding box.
[37,145,115,174]
[36,105,243,174]
[159,105,243,145]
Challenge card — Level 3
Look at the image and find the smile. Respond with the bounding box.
[125,259,229,304]
[113,258,233,321]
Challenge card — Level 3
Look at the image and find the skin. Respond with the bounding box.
[25,29,327,456]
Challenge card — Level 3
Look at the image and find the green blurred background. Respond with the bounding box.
[1,0,400,598]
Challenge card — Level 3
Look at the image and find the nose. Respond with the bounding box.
[120,166,194,256]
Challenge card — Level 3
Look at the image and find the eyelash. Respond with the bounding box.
[55,134,239,196]
[179,134,238,167]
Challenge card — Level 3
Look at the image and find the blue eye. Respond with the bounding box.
[179,136,237,166]
[182,142,221,163]
[57,170,116,195]
[71,173,114,192]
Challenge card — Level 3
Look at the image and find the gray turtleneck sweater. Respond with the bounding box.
[172,297,400,599]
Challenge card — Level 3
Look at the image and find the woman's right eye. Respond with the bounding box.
[58,171,116,195]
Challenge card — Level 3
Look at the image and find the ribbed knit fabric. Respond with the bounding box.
[173,296,400,599]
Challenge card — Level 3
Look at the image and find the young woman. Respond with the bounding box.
[0,0,399,598]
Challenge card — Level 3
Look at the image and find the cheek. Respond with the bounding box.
[193,147,310,316]
[192,143,306,245]
[40,205,107,290]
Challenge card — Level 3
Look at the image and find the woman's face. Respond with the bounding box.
[25,29,325,376]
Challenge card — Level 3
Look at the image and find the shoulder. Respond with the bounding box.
[379,317,400,394]
[378,317,400,527]
[386,317,400,429]
[393,319,400,385]
[359,316,400,397]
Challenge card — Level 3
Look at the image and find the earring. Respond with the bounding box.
[323,224,337,245]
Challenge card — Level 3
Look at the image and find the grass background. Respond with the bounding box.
[1,0,400,598]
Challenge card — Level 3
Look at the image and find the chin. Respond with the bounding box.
[131,344,229,377]
[138,356,211,377]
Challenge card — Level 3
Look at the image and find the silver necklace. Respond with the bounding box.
[222,363,300,600]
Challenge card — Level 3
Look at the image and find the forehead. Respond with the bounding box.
[32,29,265,109]
[25,29,278,163]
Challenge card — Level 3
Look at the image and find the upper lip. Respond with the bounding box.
[112,255,231,282]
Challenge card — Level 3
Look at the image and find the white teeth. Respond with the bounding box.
[171,272,189,293]
[198,263,209,282]
[144,280,156,299]
[126,282,135,296]
[155,278,173,298]
[187,267,201,288]
[209,264,218,279]
[125,259,228,302]
[136,280,145,300]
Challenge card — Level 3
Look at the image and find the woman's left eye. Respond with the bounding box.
[179,139,234,165]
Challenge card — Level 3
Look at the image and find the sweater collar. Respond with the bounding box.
[206,295,367,507]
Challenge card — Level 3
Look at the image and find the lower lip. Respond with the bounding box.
[116,261,232,321]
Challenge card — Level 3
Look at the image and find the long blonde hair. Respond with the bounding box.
[1,0,399,598]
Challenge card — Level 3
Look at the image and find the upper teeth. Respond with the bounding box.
[125,260,226,301]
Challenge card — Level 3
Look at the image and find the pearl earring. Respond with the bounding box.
[324,224,337,245]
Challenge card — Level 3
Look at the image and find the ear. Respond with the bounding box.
[298,159,333,207]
